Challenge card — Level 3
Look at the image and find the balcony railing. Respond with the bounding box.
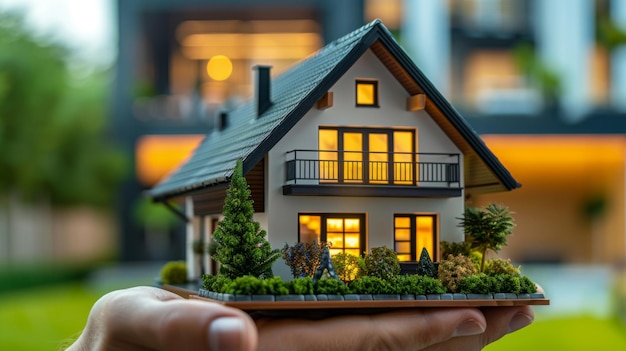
[285,150,460,187]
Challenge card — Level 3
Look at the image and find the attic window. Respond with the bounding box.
[355,80,378,107]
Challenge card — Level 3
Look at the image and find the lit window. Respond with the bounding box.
[299,214,365,257]
[394,214,437,262]
[356,80,378,106]
[318,127,416,184]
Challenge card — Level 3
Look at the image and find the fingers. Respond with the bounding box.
[256,307,487,351]
[73,286,258,351]
[421,305,535,351]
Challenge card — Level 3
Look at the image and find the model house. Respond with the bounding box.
[149,20,520,280]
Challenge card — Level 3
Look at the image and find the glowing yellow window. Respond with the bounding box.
[319,129,338,182]
[356,80,378,106]
[299,215,321,243]
[394,214,437,262]
[393,131,415,185]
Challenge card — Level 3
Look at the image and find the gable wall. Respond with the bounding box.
[265,50,464,278]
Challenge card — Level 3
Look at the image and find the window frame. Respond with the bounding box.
[355,79,379,107]
[318,126,417,185]
[393,213,438,262]
[298,213,367,257]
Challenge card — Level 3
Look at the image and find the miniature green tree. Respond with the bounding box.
[459,203,515,272]
[211,159,279,279]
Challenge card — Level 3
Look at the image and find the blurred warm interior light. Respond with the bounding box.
[481,135,626,183]
[207,55,233,81]
[177,20,323,61]
[135,135,205,186]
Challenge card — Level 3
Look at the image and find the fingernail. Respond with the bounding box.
[208,317,245,351]
[454,319,485,337]
[508,312,534,334]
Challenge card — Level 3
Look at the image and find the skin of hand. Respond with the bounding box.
[65,286,534,351]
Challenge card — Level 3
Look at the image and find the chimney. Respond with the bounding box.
[253,65,272,117]
[216,109,228,131]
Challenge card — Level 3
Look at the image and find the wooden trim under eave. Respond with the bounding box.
[316,91,334,110]
[407,94,426,111]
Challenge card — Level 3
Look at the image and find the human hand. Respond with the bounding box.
[66,286,534,351]
[65,286,258,351]
[255,304,533,351]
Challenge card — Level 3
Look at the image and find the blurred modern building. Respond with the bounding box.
[113,0,366,261]
[114,0,626,265]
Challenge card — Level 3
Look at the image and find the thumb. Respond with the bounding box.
[76,286,258,351]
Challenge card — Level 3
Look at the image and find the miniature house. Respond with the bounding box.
[149,20,520,280]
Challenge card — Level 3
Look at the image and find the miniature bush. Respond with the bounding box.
[332,252,364,282]
[281,241,328,278]
[224,276,290,295]
[349,276,390,294]
[202,275,232,293]
[391,275,445,295]
[484,258,520,277]
[262,276,290,295]
[287,277,314,295]
[225,276,265,295]
[438,254,478,293]
[420,275,447,294]
[497,274,521,294]
[440,241,472,257]
[160,261,187,285]
[520,275,538,294]
[458,273,493,294]
[314,278,350,295]
[363,246,400,281]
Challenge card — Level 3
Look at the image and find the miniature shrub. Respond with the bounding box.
[287,277,314,295]
[160,261,187,285]
[209,276,233,293]
[332,252,364,282]
[314,278,349,295]
[225,276,265,295]
[484,258,520,276]
[201,274,217,290]
[281,241,329,278]
[438,254,478,293]
[415,248,438,278]
[520,275,538,294]
[349,276,390,294]
[440,241,472,257]
[458,273,493,294]
[262,276,289,295]
[363,246,401,281]
[420,275,447,294]
[497,274,521,294]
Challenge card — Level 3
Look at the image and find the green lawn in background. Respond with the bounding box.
[485,315,626,351]
[1,282,625,351]
[0,283,103,351]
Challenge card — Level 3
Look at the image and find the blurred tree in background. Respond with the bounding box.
[0,11,126,207]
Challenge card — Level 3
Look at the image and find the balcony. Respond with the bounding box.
[283,150,462,197]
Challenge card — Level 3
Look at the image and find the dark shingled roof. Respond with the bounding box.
[149,20,519,201]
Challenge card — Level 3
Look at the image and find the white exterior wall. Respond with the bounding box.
[265,50,464,278]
